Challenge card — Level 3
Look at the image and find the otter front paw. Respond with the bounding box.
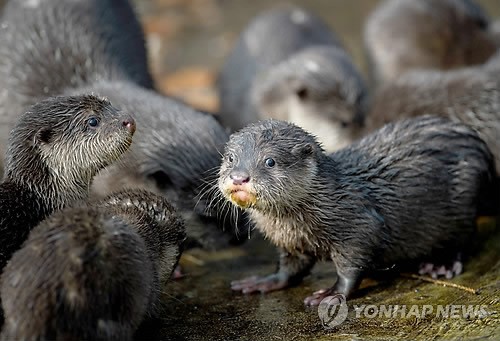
[304,288,342,306]
[231,273,289,294]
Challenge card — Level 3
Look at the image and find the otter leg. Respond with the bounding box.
[304,267,363,306]
[231,250,316,294]
[418,253,463,279]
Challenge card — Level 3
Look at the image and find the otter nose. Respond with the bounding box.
[123,116,136,134]
[230,171,250,185]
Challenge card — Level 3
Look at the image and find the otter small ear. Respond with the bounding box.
[292,143,314,156]
[35,128,53,144]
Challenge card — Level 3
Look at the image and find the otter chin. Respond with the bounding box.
[222,183,257,209]
[230,189,257,208]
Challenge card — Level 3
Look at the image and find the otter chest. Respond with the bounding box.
[250,211,326,256]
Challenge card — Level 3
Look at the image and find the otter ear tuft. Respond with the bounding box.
[35,128,54,144]
[292,143,314,156]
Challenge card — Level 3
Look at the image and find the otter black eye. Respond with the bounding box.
[227,154,234,163]
[340,121,349,128]
[87,117,99,127]
[265,158,275,168]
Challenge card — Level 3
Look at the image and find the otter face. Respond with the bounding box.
[6,95,135,194]
[218,120,321,213]
[255,47,366,152]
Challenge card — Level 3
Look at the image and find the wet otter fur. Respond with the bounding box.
[0,94,135,274]
[218,117,498,306]
[1,189,185,340]
[365,0,498,84]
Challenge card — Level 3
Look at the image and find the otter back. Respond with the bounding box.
[364,0,497,84]
[368,66,500,174]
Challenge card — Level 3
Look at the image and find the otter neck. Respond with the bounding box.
[248,155,340,254]
[5,154,90,210]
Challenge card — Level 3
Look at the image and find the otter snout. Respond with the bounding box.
[122,116,136,134]
[230,170,250,185]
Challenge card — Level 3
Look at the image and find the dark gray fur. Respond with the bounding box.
[364,0,497,85]
[368,66,500,174]
[1,189,185,340]
[0,94,134,275]
[0,0,152,162]
[217,5,366,150]
[219,117,498,301]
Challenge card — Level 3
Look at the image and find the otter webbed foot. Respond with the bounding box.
[418,259,463,279]
[305,268,362,306]
[231,273,289,294]
[304,288,340,306]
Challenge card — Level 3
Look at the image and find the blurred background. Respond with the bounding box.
[132,0,500,112]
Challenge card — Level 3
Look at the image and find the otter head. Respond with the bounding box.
[5,94,135,205]
[219,120,323,214]
[254,46,366,152]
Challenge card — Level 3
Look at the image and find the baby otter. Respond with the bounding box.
[1,189,185,340]
[364,0,498,84]
[218,118,498,306]
[0,94,135,274]
[217,5,367,152]
[0,0,152,161]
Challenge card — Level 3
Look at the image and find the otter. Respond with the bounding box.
[0,94,135,274]
[367,65,500,174]
[364,0,498,85]
[218,118,498,306]
[0,0,152,162]
[1,189,185,340]
[69,81,248,250]
[217,5,367,152]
